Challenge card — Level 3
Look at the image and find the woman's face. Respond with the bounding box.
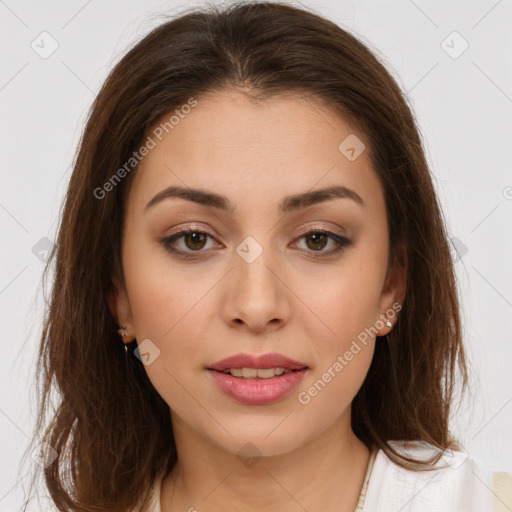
[111,90,405,457]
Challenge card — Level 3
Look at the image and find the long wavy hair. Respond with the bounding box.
[21,1,468,510]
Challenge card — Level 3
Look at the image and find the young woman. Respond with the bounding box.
[22,1,510,511]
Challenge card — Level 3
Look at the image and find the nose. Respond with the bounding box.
[221,240,291,334]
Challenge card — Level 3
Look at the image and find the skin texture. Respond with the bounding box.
[109,90,406,512]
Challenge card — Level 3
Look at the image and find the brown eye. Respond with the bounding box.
[162,228,218,256]
[182,231,208,250]
[162,228,351,260]
[304,232,329,251]
[294,230,352,258]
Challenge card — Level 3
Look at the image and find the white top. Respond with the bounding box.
[362,440,503,511]
[136,441,511,511]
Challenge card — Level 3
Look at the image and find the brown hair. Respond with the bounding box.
[21,1,468,510]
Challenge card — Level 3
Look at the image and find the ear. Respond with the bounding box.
[107,273,134,332]
[377,242,407,334]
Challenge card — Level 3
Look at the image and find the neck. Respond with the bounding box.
[161,413,371,512]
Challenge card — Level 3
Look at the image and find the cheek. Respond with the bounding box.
[297,244,385,392]
[120,238,200,382]
[122,232,209,336]
[121,234,229,402]
[301,257,386,347]
[297,275,378,416]
[122,268,208,414]
[296,342,374,437]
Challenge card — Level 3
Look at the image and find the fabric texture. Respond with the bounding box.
[363,440,500,511]
[135,441,510,511]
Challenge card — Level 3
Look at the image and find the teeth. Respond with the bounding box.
[242,367,258,378]
[223,367,289,379]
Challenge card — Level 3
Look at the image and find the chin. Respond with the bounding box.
[203,414,312,460]
[219,433,304,460]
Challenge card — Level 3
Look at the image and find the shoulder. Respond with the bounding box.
[363,440,511,512]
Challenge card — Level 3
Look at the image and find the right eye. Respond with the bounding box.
[161,228,221,257]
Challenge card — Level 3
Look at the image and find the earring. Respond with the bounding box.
[384,320,393,343]
[117,324,135,352]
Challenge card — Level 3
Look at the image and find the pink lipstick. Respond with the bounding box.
[206,352,309,405]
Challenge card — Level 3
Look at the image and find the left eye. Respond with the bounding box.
[162,228,351,258]
[294,230,350,255]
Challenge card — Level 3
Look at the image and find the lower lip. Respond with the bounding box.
[207,369,308,405]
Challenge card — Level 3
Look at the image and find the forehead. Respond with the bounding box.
[128,90,382,214]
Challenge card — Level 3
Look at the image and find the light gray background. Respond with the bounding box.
[1,0,511,509]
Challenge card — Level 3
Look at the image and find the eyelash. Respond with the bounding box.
[161,227,351,259]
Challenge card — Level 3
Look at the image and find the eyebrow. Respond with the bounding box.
[144,184,364,214]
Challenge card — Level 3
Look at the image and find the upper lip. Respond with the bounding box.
[208,352,308,372]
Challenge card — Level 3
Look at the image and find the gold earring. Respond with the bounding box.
[117,325,135,348]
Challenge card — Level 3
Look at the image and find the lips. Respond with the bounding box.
[207,367,308,405]
[207,352,308,372]
[206,352,310,404]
